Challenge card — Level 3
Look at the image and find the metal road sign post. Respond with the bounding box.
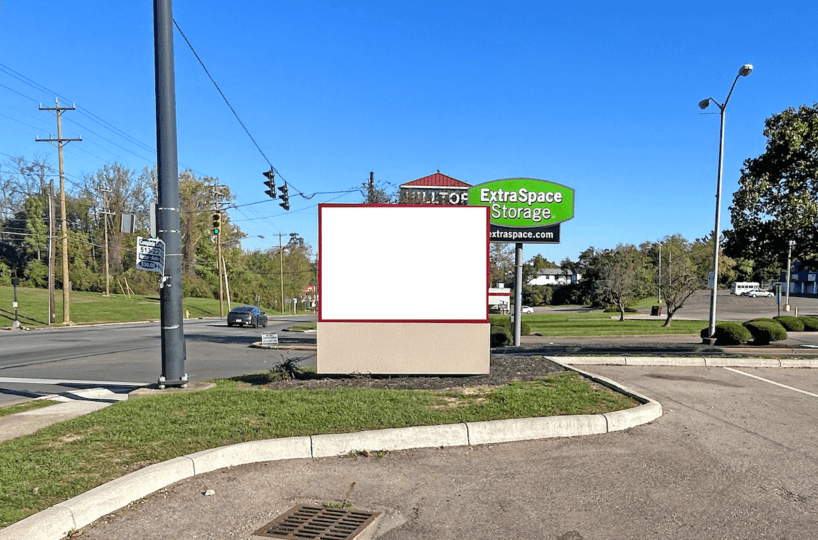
[153,0,187,388]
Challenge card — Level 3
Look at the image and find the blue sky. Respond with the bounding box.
[1,1,816,265]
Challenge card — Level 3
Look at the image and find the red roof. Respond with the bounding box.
[401,172,471,189]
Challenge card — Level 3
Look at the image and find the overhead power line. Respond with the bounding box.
[171,18,311,201]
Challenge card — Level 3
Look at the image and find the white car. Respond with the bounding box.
[521,306,534,314]
[746,289,774,298]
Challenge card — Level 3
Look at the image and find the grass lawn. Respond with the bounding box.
[288,321,317,331]
[0,400,59,419]
[515,311,707,337]
[0,286,315,328]
[0,370,637,527]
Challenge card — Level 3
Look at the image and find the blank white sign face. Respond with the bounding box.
[319,205,489,322]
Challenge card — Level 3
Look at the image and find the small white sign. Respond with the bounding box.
[136,236,165,274]
[261,333,279,345]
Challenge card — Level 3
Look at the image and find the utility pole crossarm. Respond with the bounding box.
[37,98,81,325]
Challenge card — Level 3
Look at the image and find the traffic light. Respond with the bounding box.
[263,169,276,198]
[279,183,290,211]
[212,212,221,235]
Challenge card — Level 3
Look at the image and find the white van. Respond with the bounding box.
[731,282,760,295]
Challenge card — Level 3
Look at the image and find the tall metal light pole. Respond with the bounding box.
[785,239,795,310]
[153,0,187,387]
[700,64,753,339]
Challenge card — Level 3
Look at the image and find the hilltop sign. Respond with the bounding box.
[467,178,574,244]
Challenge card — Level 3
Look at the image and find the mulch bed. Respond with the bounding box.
[256,355,565,391]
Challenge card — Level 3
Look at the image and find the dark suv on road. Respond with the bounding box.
[227,305,268,328]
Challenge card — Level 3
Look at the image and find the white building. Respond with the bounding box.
[489,284,511,312]
[528,268,580,286]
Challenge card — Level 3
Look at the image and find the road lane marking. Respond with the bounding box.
[0,377,148,387]
[724,367,818,398]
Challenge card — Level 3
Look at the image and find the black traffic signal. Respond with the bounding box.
[263,169,276,198]
[279,183,290,211]
[212,212,221,235]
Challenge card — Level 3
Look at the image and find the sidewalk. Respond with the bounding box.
[0,388,129,444]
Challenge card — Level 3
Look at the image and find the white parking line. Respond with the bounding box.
[724,367,818,398]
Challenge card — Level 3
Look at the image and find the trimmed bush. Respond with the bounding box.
[743,319,787,345]
[773,316,805,332]
[799,316,818,331]
[489,315,530,336]
[489,315,510,329]
[490,325,512,347]
[603,306,637,313]
[699,322,752,345]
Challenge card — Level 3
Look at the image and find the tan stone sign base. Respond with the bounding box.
[317,322,490,375]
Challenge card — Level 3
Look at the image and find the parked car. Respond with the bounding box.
[227,305,268,327]
[521,306,534,314]
[745,289,774,298]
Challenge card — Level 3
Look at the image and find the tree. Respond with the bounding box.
[82,163,153,274]
[727,103,818,276]
[657,235,705,326]
[593,244,652,321]
[490,243,514,286]
[360,175,395,203]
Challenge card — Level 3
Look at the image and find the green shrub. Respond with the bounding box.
[699,322,752,345]
[773,316,805,332]
[490,325,512,347]
[488,315,530,335]
[489,315,510,330]
[603,306,637,313]
[743,319,787,345]
[799,316,818,331]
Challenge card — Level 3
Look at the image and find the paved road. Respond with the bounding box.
[0,316,317,406]
[73,364,818,540]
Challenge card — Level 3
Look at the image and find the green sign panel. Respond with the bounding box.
[468,178,574,226]
[468,178,574,243]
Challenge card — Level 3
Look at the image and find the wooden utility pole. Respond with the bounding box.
[37,99,81,325]
[279,232,285,315]
[48,181,55,324]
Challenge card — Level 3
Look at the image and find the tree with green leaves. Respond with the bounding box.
[657,235,706,327]
[727,103,818,277]
[82,163,153,274]
[490,243,514,286]
[593,244,652,321]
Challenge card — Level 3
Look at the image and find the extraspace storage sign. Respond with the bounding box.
[467,178,574,243]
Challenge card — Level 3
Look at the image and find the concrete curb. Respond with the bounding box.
[1,365,661,540]
[553,356,818,368]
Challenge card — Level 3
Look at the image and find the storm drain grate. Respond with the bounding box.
[253,504,381,540]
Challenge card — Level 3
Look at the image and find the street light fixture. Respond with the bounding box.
[701,64,753,340]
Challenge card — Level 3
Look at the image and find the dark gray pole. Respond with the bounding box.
[153,0,187,387]
[514,242,523,346]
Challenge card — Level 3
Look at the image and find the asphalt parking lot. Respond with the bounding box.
[70,363,818,540]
